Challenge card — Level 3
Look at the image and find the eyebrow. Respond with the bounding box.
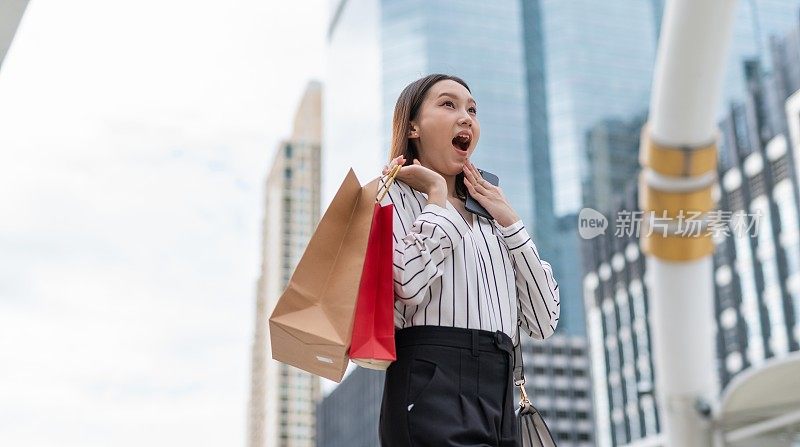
[436,92,477,106]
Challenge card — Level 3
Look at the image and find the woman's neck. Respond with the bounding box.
[419,159,459,199]
[442,174,459,199]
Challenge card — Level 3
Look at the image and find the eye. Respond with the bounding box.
[442,100,455,108]
[469,107,477,114]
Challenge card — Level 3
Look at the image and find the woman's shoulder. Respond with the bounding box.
[393,179,420,196]
[380,179,433,220]
[380,177,418,204]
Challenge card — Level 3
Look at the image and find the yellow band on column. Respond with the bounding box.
[639,124,717,177]
[638,124,719,261]
[638,176,715,218]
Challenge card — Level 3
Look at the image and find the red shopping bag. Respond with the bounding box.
[348,170,398,369]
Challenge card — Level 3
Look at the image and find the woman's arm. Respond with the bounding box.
[379,178,470,306]
[459,160,560,339]
[495,219,560,339]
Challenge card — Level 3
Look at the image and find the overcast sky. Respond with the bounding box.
[0,1,326,445]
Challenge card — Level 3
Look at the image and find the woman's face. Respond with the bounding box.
[409,79,480,176]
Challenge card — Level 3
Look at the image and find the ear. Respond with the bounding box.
[408,121,419,138]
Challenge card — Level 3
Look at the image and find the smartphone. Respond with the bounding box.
[465,168,500,220]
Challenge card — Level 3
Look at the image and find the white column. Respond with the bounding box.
[646,0,738,445]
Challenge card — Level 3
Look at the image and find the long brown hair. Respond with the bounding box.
[389,73,471,201]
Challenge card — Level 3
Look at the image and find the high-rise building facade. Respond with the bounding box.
[316,367,385,447]
[582,187,661,447]
[249,81,323,447]
[583,123,800,447]
[523,335,595,446]
[537,0,659,218]
[583,19,800,443]
[518,0,662,338]
[582,113,648,214]
[720,0,800,111]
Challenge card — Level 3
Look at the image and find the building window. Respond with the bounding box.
[752,197,788,356]
[733,210,765,365]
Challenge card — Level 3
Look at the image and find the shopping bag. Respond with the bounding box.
[349,166,400,369]
[269,168,379,382]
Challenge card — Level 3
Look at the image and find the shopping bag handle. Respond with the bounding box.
[376,163,401,202]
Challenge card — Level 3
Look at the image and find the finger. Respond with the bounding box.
[462,168,479,191]
[463,163,483,190]
[462,165,476,187]
[469,162,495,192]
[468,161,483,183]
[463,176,482,198]
[473,178,490,195]
[466,167,490,195]
[464,161,479,182]
[386,156,405,174]
[463,175,476,193]
[462,162,476,181]
[470,162,484,182]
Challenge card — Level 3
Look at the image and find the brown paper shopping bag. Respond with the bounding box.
[269,168,379,382]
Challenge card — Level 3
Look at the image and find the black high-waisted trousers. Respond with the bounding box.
[379,325,517,446]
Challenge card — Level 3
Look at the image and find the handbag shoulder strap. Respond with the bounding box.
[513,318,525,385]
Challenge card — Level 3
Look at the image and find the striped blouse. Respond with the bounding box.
[378,177,561,344]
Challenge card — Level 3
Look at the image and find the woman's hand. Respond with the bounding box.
[462,160,520,227]
[382,155,447,206]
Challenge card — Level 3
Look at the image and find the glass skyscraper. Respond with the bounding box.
[517,0,660,338]
[537,0,659,217]
[316,368,385,447]
[721,0,800,108]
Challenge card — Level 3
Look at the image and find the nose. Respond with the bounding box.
[458,114,473,127]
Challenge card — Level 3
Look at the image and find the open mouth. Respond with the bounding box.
[452,134,471,153]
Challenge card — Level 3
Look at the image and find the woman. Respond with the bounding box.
[377,73,560,446]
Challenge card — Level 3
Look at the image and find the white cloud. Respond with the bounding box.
[0,0,326,445]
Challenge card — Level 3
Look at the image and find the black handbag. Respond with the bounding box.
[512,323,557,447]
